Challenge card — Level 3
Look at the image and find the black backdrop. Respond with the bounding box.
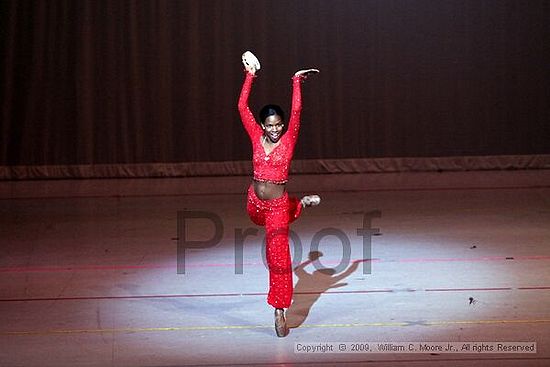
[1,0,549,171]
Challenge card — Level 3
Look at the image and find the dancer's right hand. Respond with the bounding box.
[244,64,257,75]
[242,51,260,75]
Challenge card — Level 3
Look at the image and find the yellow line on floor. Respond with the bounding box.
[2,319,550,336]
[427,319,550,326]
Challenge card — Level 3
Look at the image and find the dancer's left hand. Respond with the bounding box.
[294,68,320,78]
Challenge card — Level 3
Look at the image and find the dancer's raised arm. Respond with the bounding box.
[238,51,262,139]
[285,68,320,143]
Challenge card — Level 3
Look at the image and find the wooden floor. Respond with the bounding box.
[1,170,549,366]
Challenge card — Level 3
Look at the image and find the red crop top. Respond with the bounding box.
[238,72,303,184]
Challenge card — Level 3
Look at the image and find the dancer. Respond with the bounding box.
[238,51,320,337]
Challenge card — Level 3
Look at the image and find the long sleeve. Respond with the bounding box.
[238,72,261,140]
[285,76,303,144]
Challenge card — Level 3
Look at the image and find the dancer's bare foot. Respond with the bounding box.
[300,195,321,207]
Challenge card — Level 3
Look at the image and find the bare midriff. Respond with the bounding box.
[253,179,286,200]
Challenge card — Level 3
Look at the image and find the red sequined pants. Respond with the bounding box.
[247,185,303,308]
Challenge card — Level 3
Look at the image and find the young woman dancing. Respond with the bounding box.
[238,51,320,337]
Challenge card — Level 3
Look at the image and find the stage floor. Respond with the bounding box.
[1,171,550,366]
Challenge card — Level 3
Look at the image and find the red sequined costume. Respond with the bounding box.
[238,71,304,308]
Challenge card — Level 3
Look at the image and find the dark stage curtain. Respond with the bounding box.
[1,0,549,174]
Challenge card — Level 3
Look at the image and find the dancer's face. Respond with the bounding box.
[262,115,284,143]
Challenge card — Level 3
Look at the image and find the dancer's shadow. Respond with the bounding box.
[286,251,363,329]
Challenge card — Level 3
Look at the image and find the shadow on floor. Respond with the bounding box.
[286,251,365,329]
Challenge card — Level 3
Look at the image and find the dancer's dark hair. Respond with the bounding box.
[259,104,285,124]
